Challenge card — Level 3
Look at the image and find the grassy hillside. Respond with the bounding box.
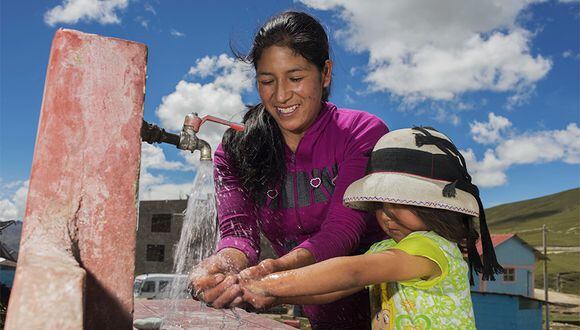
[486,188,579,246]
[485,188,580,295]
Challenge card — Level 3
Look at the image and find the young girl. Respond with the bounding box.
[240,127,504,329]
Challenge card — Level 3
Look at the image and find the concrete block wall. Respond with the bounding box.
[6,29,146,330]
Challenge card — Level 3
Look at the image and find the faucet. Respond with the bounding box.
[141,113,244,161]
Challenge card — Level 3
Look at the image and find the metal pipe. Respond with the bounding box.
[141,120,180,146]
[141,112,243,162]
[543,224,549,330]
[140,119,213,161]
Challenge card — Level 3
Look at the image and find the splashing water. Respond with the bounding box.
[161,160,219,329]
[173,161,218,276]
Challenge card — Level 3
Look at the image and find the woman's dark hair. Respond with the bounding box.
[222,11,331,200]
[380,203,484,283]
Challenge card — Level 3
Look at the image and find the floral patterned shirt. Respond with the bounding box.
[366,231,476,329]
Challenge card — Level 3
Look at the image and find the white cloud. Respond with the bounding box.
[157,54,252,150]
[188,54,254,94]
[464,122,580,187]
[44,0,129,26]
[138,144,193,200]
[144,3,156,15]
[0,180,29,221]
[140,143,187,171]
[140,183,193,201]
[300,0,552,104]
[433,107,461,126]
[563,50,580,59]
[463,149,508,187]
[0,147,197,209]
[135,16,149,28]
[171,29,186,37]
[143,54,254,201]
[470,113,512,144]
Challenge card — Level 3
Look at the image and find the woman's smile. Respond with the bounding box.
[256,45,332,148]
[276,104,300,116]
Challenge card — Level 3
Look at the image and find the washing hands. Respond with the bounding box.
[189,254,280,310]
[239,259,280,310]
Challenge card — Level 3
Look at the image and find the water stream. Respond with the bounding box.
[161,160,219,329]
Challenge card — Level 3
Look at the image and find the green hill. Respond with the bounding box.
[485,187,580,295]
[486,187,580,246]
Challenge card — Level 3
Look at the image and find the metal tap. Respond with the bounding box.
[141,113,244,162]
[179,113,244,161]
[179,113,212,161]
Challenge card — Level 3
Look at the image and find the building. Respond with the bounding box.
[471,234,545,330]
[472,234,543,297]
[0,220,19,289]
[135,199,278,276]
[135,199,188,275]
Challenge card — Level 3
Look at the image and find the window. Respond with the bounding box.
[151,214,172,233]
[503,268,516,282]
[146,244,165,262]
[141,281,155,293]
[159,280,170,293]
[133,280,143,295]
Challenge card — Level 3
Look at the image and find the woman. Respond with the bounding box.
[190,11,388,329]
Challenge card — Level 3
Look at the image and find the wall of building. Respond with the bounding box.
[135,200,188,275]
[472,238,536,297]
[0,266,16,287]
[134,199,280,276]
[471,292,542,330]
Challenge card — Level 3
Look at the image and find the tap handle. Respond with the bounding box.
[198,115,245,132]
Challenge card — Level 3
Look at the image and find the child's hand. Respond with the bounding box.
[239,259,278,280]
[240,279,279,310]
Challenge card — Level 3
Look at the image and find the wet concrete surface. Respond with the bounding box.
[134,299,294,329]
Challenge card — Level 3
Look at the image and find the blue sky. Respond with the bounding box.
[1,0,579,221]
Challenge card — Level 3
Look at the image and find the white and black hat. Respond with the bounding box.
[344,126,503,280]
[343,127,479,215]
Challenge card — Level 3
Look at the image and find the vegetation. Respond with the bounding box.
[486,188,580,295]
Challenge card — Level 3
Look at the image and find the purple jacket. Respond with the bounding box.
[214,102,388,327]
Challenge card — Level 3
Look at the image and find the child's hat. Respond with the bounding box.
[344,126,504,280]
[343,127,478,215]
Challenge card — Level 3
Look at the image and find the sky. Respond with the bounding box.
[1,0,579,221]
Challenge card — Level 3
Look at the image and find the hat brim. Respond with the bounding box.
[343,172,479,217]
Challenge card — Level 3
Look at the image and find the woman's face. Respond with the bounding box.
[375,203,427,242]
[256,46,332,143]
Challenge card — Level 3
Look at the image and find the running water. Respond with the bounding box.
[161,160,220,329]
[172,160,218,277]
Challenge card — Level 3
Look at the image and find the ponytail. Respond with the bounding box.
[222,103,286,200]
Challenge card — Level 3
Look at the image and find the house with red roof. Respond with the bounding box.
[470,234,545,330]
[472,233,544,297]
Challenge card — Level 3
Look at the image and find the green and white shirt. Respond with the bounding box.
[366,231,476,330]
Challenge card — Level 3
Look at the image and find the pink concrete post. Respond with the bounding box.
[6,29,147,329]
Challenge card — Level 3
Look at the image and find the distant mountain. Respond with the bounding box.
[486,188,580,247]
[0,221,22,260]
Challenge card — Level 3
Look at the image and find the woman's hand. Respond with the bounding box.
[189,248,248,308]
